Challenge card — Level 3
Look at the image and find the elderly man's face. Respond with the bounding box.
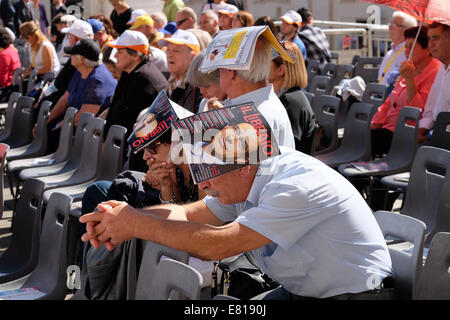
[175,12,194,30]
[166,42,195,78]
[428,25,450,64]
[200,14,217,35]
[389,16,407,44]
[219,13,233,30]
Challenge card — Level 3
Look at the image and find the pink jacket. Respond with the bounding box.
[371,57,441,132]
[0,45,21,88]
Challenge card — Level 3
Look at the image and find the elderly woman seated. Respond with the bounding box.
[40,38,117,153]
[370,26,440,158]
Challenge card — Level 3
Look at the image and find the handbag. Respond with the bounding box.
[211,251,279,299]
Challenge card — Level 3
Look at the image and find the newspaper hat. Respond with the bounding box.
[280,10,302,26]
[217,4,239,16]
[127,9,148,25]
[106,30,150,55]
[158,29,200,54]
[61,19,94,39]
[199,25,294,73]
[172,102,280,184]
[127,91,193,154]
[130,14,154,30]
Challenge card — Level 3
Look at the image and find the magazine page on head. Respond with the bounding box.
[199,25,294,73]
[127,90,194,154]
[172,102,281,184]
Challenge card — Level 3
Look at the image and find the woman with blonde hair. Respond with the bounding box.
[268,40,316,154]
[19,21,60,81]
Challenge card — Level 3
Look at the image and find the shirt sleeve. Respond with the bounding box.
[371,95,393,125]
[0,53,10,87]
[419,77,439,129]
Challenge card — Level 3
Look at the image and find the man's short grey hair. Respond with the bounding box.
[236,37,271,83]
[178,7,197,22]
[201,9,218,22]
[392,11,417,28]
[84,53,103,67]
[152,12,167,27]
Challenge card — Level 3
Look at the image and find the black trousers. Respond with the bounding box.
[371,128,393,159]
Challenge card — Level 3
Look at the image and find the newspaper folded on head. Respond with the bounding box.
[127,90,193,154]
[172,102,281,184]
[199,25,294,73]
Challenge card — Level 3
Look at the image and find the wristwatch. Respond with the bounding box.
[159,192,176,204]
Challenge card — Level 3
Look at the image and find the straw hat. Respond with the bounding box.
[19,21,39,38]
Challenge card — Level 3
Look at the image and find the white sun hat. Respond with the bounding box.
[106,30,150,55]
[158,29,200,54]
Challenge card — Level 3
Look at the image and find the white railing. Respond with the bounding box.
[275,20,390,63]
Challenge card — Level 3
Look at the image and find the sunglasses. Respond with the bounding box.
[144,142,162,155]
[176,17,189,26]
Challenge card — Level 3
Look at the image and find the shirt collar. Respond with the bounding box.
[168,73,187,95]
[225,84,274,107]
[391,41,405,52]
[244,159,276,207]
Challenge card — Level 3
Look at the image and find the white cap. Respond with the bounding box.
[60,14,77,24]
[106,30,150,55]
[280,10,302,26]
[61,19,94,39]
[217,4,239,16]
[158,29,200,54]
[127,9,148,25]
[5,27,15,41]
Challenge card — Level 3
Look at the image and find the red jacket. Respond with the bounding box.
[0,45,21,88]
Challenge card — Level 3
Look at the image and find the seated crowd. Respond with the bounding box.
[0,0,449,301]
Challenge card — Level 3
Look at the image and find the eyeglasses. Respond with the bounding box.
[144,142,162,155]
[176,17,189,27]
[389,22,405,28]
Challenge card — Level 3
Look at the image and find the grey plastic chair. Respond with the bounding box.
[40,124,127,203]
[5,100,52,162]
[0,192,73,300]
[373,210,426,300]
[315,102,377,168]
[330,52,339,64]
[0,179,45,284]
[414,232,450,300]
[338,106,421,178]
[306,60,321,87]
[429,111,450,151]
[19,112,94,182]
[12,67,25,95]
[311,95,341,155]
[0,143,10,219]
[213,294,240,300]
[0,96,34,148]
[332,64,355,88]
[25,69,38,96]
[36,117,105,200]
[397,146,450,246]
[0,91,21,131]
[362,83,389,110]
[321,62,337,78]
[353,57,383,83]
[143,258,203,300]
[308,75,333,99]
[135,241,190,300]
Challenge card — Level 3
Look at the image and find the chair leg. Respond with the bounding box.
[6,169,15,199]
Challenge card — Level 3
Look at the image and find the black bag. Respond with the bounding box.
[211,251,279,300]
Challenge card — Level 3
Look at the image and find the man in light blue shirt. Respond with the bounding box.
[80,145,393,299]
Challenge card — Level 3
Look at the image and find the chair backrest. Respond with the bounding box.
[135,241,189,299]
[333,64,355,87]
[321,62,337,78]
[312,95,341,154]
[4,95,35,148]
[415,232,450,299]
[362,83,388,110]
[0,179,45,283]
[386,106,421,170]
[26,69,39,95]
[373,210,426,300]
[12,67,25,94]
[306,60,321,84]
[308,75,333,98]
[21,192,72,300]
[145,258,203,300]
[71,117,105,182]
[429,112,450,151]
[0,143,9,219]
[353,57,383,83]
[64,112,94,170]
[53,107,77,163]
[0,92,21,140]
[338,102,377,161]
[42,71,55,84]
[330,52,339,64]
[401,146,450,241]
[99,124,127,180]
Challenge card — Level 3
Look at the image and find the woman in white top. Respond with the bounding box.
[201,0,227,13]
[19,21,60,80]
